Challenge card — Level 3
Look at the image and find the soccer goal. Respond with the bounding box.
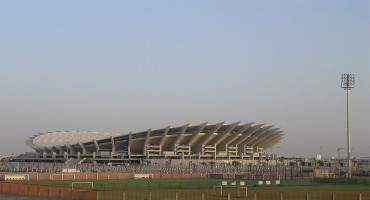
[51,173,76,180]
[322,173,336,178]
[71,182,94,190]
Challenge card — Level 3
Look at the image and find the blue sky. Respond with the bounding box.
[1,1,369,158]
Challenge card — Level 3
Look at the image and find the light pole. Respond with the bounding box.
[276,146,281,158]
[341,74,355,178]
[337,147,344,160]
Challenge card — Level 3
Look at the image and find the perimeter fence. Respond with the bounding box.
[313,177,370,185]
[1,181,370,200]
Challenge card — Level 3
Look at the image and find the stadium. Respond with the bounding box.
[22,121,284,164]
[3,121,370,200]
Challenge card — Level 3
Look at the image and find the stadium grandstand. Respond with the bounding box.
[17,121,283,165]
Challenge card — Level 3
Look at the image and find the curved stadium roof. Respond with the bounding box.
[29,131,122,149]
[26,121,284,159]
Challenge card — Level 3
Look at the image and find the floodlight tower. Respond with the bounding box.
[341,74,355,178]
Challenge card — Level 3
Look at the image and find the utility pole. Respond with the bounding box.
[337,147,344,160]
[341,74,355,178]
[276,147,281,158]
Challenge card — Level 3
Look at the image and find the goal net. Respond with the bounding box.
[71,182,94,190]
[51,174,76,180]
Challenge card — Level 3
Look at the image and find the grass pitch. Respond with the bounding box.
[12,178,370,200]
[22,178,370,190]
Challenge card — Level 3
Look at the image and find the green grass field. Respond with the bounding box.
[9,178,370,200]
[25,178,225,189]
[22,178,370,190]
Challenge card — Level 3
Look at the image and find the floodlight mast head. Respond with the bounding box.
[341,74,355,89]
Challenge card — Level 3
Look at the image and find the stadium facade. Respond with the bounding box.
[24,122,284,163]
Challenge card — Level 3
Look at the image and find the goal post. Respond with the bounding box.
[71,182,94,190]
[51,174,76,180]
[322,173,336,178]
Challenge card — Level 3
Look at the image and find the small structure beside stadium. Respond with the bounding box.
[23,121,284,163]
[0,174,29,181]
[131,173,153,179]
[62,168,80,173]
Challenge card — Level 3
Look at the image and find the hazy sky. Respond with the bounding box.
[1,1,369,158]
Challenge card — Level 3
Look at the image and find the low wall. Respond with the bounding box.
[0,181,97,200]
[0,172,210,181]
